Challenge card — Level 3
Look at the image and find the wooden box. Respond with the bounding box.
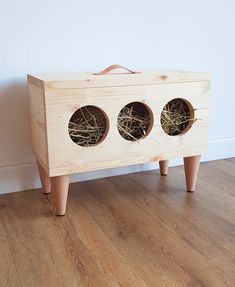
[28,65,210,216]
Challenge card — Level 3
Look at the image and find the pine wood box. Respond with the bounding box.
[27,65,210,216]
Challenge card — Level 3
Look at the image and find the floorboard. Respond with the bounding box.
[0,158,235,286]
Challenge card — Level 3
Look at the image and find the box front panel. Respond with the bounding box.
[45,81,210,176]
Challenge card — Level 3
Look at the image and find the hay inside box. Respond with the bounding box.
[28,65,210,215]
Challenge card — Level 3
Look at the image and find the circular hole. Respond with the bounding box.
[161,98,195,136]
[117,101,153,141]
[68,105,108,147]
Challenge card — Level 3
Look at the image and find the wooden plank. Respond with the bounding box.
[28,70,210,90]
[76,176,234,286]
[0,219,21,287]
[27,74,44,89]
[61,195,150,287]
[0,191,115,287]
[200,159,235,197]
[0,192,62,287]
[135,165,235,253]
[44,81,210,176]
[0,158,235,286]
[125,170,235,276]
[28,69,210,178]
[28,83,49,171]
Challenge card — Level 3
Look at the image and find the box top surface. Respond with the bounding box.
[27,69,210,90]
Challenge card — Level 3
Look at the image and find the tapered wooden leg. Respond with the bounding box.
[159,160,169,176]
[51,175,70,216]
[183,155,201,192]
[36,160,51,194]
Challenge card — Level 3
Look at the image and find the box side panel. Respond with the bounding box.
[45,81,210,176]
[28,83,49,172]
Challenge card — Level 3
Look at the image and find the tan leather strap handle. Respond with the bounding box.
[93,64,140,75]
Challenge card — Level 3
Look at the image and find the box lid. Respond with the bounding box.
[27,65,210,90]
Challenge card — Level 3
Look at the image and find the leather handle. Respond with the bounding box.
[93,64,140,75]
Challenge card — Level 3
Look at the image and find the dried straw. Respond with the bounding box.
[161,99,195,136]
[69,100,195,147]
[117,102,151,141]
[68,106,106,146]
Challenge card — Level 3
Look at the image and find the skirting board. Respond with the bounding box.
[0,137,235,195]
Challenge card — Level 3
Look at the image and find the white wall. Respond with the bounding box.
[0,0,235,194]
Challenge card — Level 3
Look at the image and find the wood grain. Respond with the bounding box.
[29,77,210,176]
[28,70,210,90]
[1,158,234,286]
[0,220,21,287]
[28,83,49,172]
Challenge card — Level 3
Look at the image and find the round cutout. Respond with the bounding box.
[161,98,195,136]
[117,102,153,141]
[68,105,108,147]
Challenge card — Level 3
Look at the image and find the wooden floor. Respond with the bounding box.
[0,158,235,287]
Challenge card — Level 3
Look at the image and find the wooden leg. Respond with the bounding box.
[36,160,51,194]
[51,175,70,216]
[183,155,201,192]
[159,160,169,176]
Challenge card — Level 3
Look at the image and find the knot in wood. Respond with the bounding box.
[160,75,167,81]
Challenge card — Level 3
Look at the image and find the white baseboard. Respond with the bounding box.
[0,137,234,195]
